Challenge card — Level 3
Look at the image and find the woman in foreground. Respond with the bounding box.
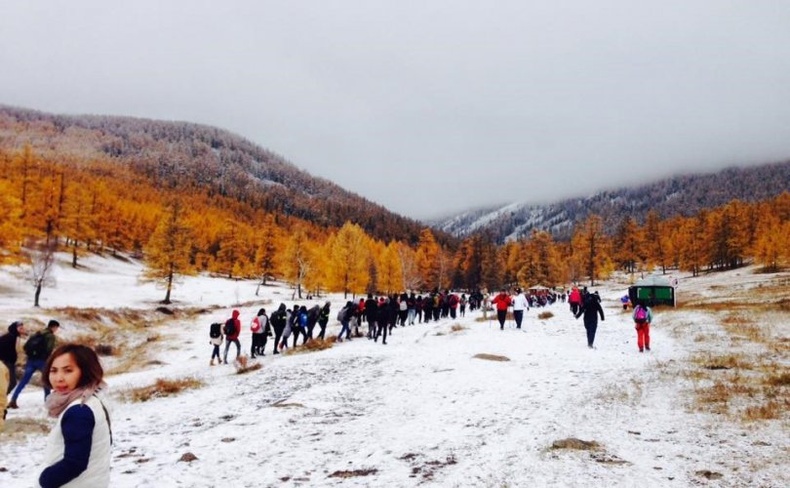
[39,344,111,488]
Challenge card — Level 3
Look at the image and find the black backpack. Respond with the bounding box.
[23,332,48,359]
[209,322,222,338]
[223,318,235,336]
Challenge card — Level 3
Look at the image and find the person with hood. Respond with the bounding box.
[632,300,653,352]
[575,291,605,349]
[491,289,512,330]
[9,319,60,408]
[270,304,288,354]
[316,302,331,340]
[250,308,269,358]
[222,310,241,364]
[0,321,27,395]
[512,288,530,329]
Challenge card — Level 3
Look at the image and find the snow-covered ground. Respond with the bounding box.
[1,254,788,487]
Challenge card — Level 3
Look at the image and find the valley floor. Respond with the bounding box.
[1,258,788,487]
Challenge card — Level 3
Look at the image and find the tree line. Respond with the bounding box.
[1,146,788,305]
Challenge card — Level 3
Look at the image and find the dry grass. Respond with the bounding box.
[1,417,51,438]
[473,353,510,362]
[122,377,203,403]
[283,338,335,355]
[450,324,465,333]
[233,355,263,374]
[537,311,554,320]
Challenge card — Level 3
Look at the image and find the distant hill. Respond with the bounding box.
[433,161,790,243]
[0,105,452,246]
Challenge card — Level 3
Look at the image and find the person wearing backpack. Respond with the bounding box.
[336,301,353,342]
[632,301,653,352]
[270,304,288,354]
[316,302,331,340]
[575,292,605,349]
[208,322,224,366]
[250,308,268,358]
[9,319,60,408]
[222,310,241,365]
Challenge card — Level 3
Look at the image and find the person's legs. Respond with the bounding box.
[497,310,506,329]
[644,324,651,350]
[10,359,45,403]
[586,322,598,348]
[2,360,16,394]
[636,325,643,351]
[273,331,283,354]
[223,340,231,363]
[234,339,241,360]
[514,310,523,329]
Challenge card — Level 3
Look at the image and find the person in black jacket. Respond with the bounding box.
[316,302,331,340]
[270,304,288,355]
[575,291,605,349]
[364,294,378,339]
[374,298,389,345]
[0,321,27,395]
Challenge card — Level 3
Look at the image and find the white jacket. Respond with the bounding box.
[41,394,112,487]
[512,293,530,311]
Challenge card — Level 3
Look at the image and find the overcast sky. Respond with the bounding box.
[2,1,790,220]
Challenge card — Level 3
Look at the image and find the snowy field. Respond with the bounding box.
[1,253,788,488]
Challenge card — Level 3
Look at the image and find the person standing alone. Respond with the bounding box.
[632,301,653,352]
[575,292,605,349]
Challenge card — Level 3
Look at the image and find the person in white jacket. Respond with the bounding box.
[512,288,530,329]
[39,344,111,488]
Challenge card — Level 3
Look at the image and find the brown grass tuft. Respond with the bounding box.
[538,311,554,320]
[473,353,510,362]
[450,324,465,333]
[123,377,203,402]
[234,355,263,374]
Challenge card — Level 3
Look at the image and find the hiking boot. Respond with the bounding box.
[210,359,215,366]
[639,348,644,353]
[645,346,651,351]
[7,400,18,409]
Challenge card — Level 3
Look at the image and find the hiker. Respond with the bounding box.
[459,294,467,317]
[209,322,223,365]
[9,319,60,408]
[336,301,353,342]
[280,306,295,351]
[250,308,269,357]
[39,343,111,488]
[620,294,631,310]
[316,302,331,340]
[633,300,653,352]
[222,310,241,364]
[575,291,605,349]
[407,292,417,325]
[512,288,529,329]
[364,294,378,338]
[491,289,512,330]
[305,304,320,342]
[568,286,582,315]
[270,304,288,354]
[374,298,389,345]
[0,321,27,395]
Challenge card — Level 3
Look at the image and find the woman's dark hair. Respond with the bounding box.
[43,343,104,390]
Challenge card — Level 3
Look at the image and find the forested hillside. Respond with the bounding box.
[0,105,443,246]
[436,161,790,243]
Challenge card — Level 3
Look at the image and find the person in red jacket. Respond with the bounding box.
[222,309,241,364]
[491,289,512,330]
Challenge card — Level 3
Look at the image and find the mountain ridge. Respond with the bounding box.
[433,160,790,242]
